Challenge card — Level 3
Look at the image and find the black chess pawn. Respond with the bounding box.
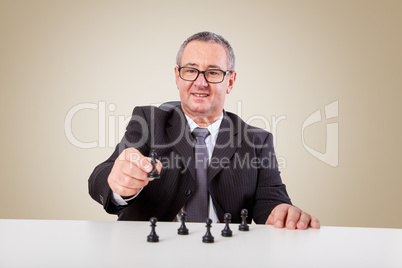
[221,213,233,237]
[147,150,160,179]
[147,217,159,242]
[238,209,250,231]
[177,212,189,235]
[202,218,214,243]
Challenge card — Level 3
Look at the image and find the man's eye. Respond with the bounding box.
[185,69,196,74]
[208,71,219,76]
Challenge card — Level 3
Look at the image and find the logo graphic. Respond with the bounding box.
[301,101,339,167]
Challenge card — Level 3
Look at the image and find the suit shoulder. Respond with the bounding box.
[131,105,173,120]
[225,111,272,135]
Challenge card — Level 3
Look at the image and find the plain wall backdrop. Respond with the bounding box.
[0,0,401,228]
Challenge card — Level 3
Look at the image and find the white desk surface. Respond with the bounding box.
[0,219,401,268]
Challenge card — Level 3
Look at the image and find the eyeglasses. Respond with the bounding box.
[178,66,231,84]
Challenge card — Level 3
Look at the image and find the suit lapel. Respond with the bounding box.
[166,106,196,180]
[208,112,240,183]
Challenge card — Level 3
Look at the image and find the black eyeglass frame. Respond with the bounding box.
[178,66,232,84]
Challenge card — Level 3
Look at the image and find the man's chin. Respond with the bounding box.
[184,104,211,117]
[186,102,209,112]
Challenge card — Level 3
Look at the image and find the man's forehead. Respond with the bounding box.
[183,62,223,69]
[180,41,228,69]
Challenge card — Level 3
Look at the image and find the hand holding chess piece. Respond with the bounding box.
[107,148,161,199]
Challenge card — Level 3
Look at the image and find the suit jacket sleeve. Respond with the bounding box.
[88,106,150,215]
[252,131,292,224]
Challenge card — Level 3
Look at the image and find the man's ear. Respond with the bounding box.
[226,71,237,94]
[174,66,180,89]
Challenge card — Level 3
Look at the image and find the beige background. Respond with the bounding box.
[0,0,401,228]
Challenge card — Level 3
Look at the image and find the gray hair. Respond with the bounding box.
[176,31,235,71]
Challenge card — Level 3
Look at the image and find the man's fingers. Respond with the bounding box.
[121,160,154,181]
[125,149,153,173]
[109,173,150,196]
[266,204,320,230]
[121,148,163,178]
[310,216,320,229]
[155,159,162,173]
[108,148,164,198]
[272,204,291,228]
[296,212,311,230]
[125,149,162,174]
[266,214,274,225]
[119,174,150,189]
[285,206,302,229]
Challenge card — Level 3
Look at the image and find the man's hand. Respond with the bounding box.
[108,148,162,198]
[266,204,320,229]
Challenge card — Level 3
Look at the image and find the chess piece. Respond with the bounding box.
[221,213,233,237]
[238,209,249,231]
[177,212,189,235]
[147,150,160,179]
[202,218,214,243]
[147,217,159,242]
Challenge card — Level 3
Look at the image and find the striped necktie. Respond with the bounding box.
[186,127,210,222]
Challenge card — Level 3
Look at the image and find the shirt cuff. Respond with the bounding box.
[112,188,143,206]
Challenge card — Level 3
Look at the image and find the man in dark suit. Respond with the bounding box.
[89,31,320,229]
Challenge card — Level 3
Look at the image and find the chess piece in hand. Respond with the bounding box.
[148,150,160,179]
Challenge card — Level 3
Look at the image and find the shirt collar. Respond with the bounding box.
[184,113,223,138]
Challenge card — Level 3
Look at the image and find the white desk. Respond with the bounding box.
[0,219,401,268]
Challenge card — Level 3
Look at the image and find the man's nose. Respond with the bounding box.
[194,72,209,87]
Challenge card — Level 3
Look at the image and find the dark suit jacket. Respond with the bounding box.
[88,105,291,224]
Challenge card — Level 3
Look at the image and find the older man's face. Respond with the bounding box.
[175,40,236,125]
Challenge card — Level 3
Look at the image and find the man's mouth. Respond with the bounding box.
[192,93,209,97]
